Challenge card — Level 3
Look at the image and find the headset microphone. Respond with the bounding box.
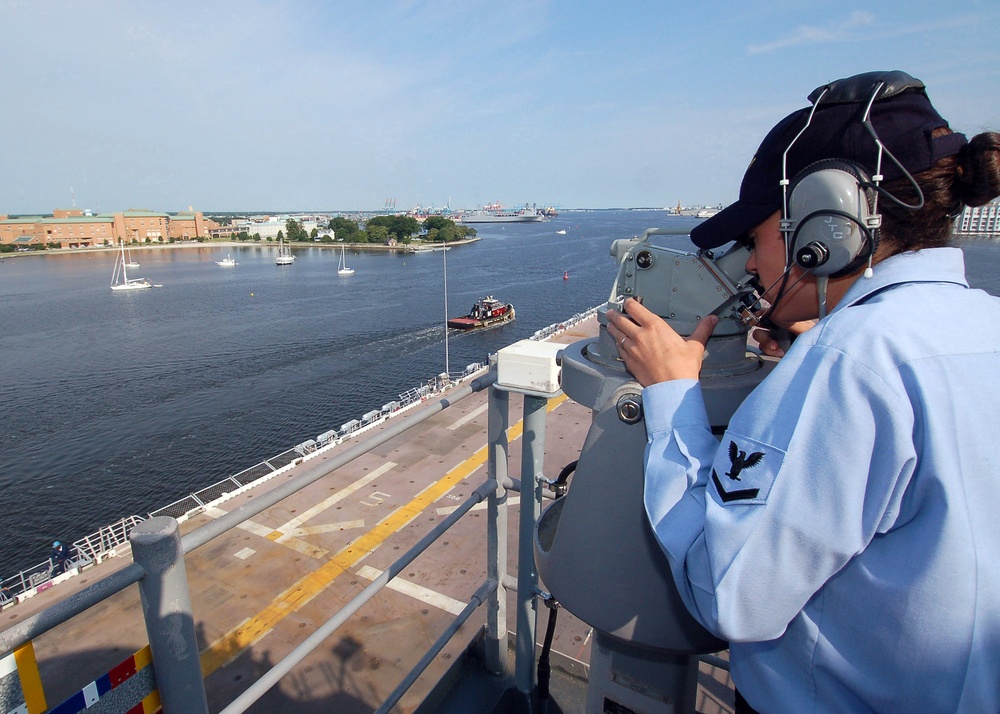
[795,241,828,270]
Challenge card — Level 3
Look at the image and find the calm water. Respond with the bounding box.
[0,211,691,575]
[1,212,997,576]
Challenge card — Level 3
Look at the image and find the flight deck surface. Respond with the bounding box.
[4,317,734,713]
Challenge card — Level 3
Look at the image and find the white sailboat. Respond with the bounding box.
[275,235,295,265]
[110,241,152,291]
[337,245,355,275]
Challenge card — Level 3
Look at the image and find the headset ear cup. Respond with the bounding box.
[787,160,877,276]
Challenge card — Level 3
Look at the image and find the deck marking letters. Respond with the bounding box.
[360,490,392,507]
[276,462,395,533]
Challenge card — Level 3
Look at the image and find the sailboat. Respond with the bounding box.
[275,235,295,265]
[337,245,355,275]
[110,241,152,291]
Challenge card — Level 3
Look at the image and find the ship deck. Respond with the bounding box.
[3,316,735,713]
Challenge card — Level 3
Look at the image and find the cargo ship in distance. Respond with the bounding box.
[458,202,545,223]
[446,295,515,329]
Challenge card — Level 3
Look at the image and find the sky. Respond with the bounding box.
[2,1,998,214]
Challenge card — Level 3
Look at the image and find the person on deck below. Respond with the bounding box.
[607,70,1000,713]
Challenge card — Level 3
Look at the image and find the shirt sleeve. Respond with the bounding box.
[643,343,915,642]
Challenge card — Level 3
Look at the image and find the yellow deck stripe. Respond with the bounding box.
[201,394,567,676]
[142,689,162,713]
[14,641,46,714]
[134,643,153,670]
[134,645,161,712]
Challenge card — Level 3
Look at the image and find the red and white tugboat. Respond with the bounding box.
[447,296,516,330]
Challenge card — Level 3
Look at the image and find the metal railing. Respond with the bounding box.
[0,366,557,713]
[0,308,607,713]
[73,516,146,565]
[0,309,599,605]
[0,363,500,606]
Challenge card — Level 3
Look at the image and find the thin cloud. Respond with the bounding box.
[747,11,989,55]
[748,11,876,54]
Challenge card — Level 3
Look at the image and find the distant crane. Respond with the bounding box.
[384,197,397,213]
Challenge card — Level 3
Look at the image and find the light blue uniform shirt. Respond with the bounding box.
[643,248,1000,713]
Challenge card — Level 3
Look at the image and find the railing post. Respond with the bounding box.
[130,517,209,714]
[485,384,510,676]
[515,395,548,703]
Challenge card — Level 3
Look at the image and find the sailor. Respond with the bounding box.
[50,540,70,573]
[607,71,1000,713]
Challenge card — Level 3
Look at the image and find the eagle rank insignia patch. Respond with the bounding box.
[710,436,782,505]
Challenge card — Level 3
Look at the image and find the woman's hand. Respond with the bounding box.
[605,298,718,387]
[751,320,817,358]
[751,327,787,358]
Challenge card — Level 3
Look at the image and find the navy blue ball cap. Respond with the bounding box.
[690,70,968,249]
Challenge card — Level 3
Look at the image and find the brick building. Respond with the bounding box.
[0,208,219,248]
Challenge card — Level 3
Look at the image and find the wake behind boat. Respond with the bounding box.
[110,241,152,291]
[447,296,515,329]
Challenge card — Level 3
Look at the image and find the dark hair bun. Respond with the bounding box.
[955,132,1000,207]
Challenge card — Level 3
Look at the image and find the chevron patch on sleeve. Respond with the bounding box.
[709,433,784,506]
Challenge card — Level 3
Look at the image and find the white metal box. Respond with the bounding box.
[496,340,564,394]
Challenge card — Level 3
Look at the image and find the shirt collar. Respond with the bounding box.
[833,247,969,314]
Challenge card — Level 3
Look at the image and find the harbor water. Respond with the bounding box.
[0,211,997,578]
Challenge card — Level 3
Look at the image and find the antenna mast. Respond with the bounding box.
[443,238,450,378]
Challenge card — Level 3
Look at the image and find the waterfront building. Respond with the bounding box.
[0,212,116,249]
[0,208,219,248]
[167,210,214,241]
[231,215,322,241]
[115,210,169,244]
[956,198,1000,237]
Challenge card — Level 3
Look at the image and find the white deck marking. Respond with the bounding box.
[360,490,391,507]
[435,496,520,516]
[356,565,466,615]
[291,520,366,536]
[447,403,488,430]
[277,461,396,531]
[205,506,330,560]
[206,463,397,561]
[234,548,256,560]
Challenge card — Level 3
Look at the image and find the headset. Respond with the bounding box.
[768,72,927,317]
[785,158,878,277]
[779,80,889,279]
